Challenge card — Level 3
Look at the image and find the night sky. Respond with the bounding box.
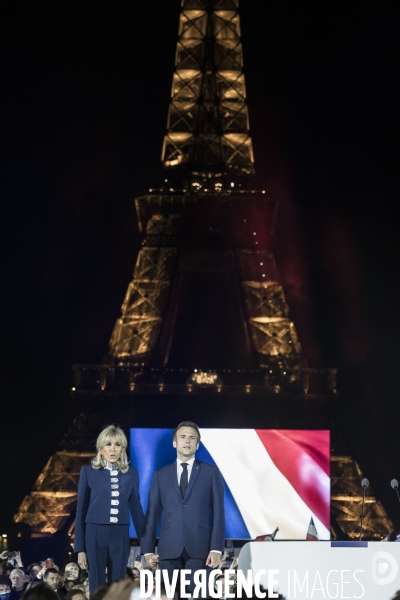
[2,2,399,537]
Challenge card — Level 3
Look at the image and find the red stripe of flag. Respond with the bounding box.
[255,429,330,530]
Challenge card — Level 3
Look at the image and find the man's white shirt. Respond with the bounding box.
[177,456,196,484]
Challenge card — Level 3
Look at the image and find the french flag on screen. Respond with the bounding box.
[129,428,330,540]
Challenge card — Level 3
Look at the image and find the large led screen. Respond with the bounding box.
[129,428,330,540]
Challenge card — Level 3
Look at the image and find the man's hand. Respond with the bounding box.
[78,552,88,570]
[206,551,221,568]
[144,553,159,569]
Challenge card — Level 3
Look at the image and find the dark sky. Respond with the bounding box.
[1,2,399,535]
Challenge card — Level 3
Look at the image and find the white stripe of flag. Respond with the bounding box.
[200,428,330,540]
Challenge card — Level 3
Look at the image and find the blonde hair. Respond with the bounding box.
[92,425,129,473]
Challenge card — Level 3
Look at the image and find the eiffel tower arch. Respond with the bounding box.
[15,0,393,549]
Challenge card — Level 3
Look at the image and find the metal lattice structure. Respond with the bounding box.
[14,453,88,535]
[108,195,305,369]
[14,414,102,536]
[15,0,395,545]
[162,0,254,185]
[109,215,177,360]
[237,250,302,367]
[331,456,393,540]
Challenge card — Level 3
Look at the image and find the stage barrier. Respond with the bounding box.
[237,541,400,599]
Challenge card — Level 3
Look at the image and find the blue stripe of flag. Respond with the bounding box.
[129,428,249,539]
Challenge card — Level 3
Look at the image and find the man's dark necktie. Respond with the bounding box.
[180,463,188,497]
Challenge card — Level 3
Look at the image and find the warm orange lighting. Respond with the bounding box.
[187,370,223,386]
[162,2,254,178]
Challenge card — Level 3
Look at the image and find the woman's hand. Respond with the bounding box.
[78,552,88,570]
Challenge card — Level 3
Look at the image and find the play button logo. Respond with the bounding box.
[378,562,388,574]
[372,551,398,585]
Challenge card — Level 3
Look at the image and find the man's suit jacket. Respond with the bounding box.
[141,459,225,560]
[74,465,145,553]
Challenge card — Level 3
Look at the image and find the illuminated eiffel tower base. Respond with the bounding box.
[15,0,393,546]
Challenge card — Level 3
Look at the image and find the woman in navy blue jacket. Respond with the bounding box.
[74,425,145,594]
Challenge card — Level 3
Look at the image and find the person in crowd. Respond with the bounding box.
[33,561,60,584]
[62,563,79,592]
[215,570,237,599]
[42,569,60,598]
[0,575,12,600]
[58,563,79,597]
[68,586,85,596]
[0,554,24,583]
[64,590,85,600]
[86,582,113,600]
[74,425,145,594]
[10,569,27,599]
[77,573,89,600]
[22,583,39,593]
[61,579,75,595]
[21,583,58,600]
[24,566,41,584]
[57,573,75,599]
[220,551,238,571]
[126,567,140,581]
[141,421,225,595]
[56,573,64,597]
[0,554,23,574]
[64,565,79,581]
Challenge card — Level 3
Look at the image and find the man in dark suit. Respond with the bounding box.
[141,421,225,593]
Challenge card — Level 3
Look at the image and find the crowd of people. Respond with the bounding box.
[0,549,284,599]
[0,551,91,599]
[0,549,153,599]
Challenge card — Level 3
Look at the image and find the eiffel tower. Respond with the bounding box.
[15,0,392,548]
